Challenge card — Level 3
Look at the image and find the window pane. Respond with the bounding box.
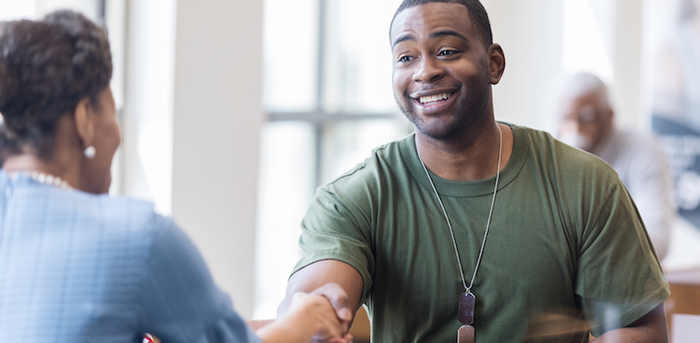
[262,0,319,112]
[35,0,101,22]
[0,0,99,21]
[562,0,614,81]
[322,0,403,114]
[0,0,35,20]
[254,122,316,319]
[320,117,413,184]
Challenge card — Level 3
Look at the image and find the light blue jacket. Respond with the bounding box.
[0,170,260,343]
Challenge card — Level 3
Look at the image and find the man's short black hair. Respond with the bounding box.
[390,0,493,48]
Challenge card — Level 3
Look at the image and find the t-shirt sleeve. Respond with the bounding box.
[575,180,670,337]
[293,186,375,304]
[136,215,261,343]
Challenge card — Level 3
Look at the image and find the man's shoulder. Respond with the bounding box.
[326,134,413,187]
[516,125,621,182]
[517,125,611,166]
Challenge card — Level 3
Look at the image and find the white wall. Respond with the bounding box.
[171,0,263,319]
[120,0,262,319]
[612,0,644,129]
[482,0,644,132]
[483,0,565,130]
[121,0,175,214]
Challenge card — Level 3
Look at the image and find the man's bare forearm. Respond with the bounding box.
[591,303,669,343]
[278,261,364,333]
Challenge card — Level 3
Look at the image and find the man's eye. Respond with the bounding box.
[438,50,458,56]
[398,55,414,63]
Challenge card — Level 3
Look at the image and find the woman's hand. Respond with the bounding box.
[257,283,353,343]
[286,292,352,343]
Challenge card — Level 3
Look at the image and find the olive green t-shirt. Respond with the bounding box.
[293,125,669,342]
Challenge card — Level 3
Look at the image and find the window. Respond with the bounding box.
[0,0,101,22]
[255,0,411,318]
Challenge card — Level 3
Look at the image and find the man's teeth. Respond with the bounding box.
[419,93,452,104]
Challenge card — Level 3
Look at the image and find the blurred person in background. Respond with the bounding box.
[0,10,351,343]
[556,72,675,261]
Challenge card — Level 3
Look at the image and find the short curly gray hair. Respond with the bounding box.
[0,10,112,161]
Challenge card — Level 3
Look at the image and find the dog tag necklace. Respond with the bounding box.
[417,125,503,343]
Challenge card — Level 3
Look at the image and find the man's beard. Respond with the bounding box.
[397,85,490,141]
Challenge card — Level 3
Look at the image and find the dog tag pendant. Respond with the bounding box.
[457,325,475,343]
[458,292,476,325]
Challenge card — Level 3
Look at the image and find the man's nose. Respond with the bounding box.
[413,57,445,83]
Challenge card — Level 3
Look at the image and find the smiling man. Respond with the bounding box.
[278,1,670,342]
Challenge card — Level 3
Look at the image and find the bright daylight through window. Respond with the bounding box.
[255,0,410,319]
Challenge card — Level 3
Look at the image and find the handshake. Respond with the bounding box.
[257,283,356,343]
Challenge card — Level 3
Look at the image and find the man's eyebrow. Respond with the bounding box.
[392,30,470,48]
[392,34,415,48]
[430,30,469,42]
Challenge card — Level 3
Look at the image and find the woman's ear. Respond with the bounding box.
[74,97,95,149]
[487,43,506,85]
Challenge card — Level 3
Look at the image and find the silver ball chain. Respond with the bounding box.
[417,124,503,293]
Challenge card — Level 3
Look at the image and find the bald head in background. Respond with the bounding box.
[556,73,614,153]
[555,72,675,261]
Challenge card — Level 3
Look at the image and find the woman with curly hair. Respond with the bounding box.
[0,10,351,343]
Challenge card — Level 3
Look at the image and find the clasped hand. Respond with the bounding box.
[276,283,354,343]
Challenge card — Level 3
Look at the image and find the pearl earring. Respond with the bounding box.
[84,146,96,159]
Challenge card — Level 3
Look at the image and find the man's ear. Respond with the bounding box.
[74,98,95,149]
[606,108,615,125]
[487,43,506,84]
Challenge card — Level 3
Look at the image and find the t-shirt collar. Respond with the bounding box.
[399,122,528,197]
